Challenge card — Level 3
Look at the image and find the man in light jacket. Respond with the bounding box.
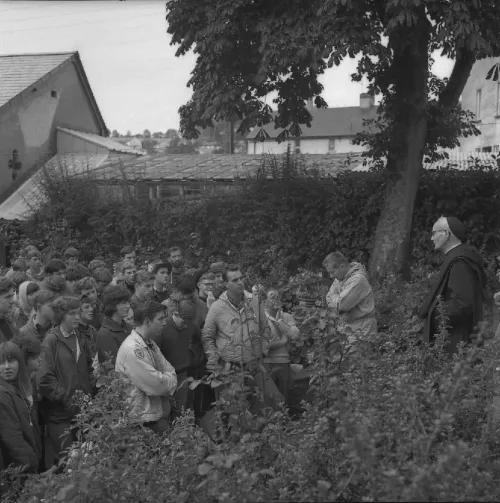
[115,302,177,434]
[202,264,283,412]
[323,252,377,344]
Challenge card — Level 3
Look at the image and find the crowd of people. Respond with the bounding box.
[0,244,303,477]
[0,214,491,481]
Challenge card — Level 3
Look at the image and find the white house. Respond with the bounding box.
[458,57,500,153]
[245,93,378,155]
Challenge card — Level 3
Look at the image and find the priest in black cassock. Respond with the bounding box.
[418,216,487,356]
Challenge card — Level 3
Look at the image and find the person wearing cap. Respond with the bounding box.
[153,300,204,418]
[148,261,174,304]
[115,302,177,434]
[418,216,487,355]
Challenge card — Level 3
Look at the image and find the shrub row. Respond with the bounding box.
[1,156,500,282]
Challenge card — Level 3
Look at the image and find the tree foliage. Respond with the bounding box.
[166,0,500,280]
[166,0,500,148]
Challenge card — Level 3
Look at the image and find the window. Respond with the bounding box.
[159,184,181,199]
[183,183,203,198]
[493,145,500,153]
[482,146,492,153]
[328,138,336,152]
[476,89,482,120]
[51,90,58,98]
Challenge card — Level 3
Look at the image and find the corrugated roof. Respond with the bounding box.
[353,152,499,172]
[91,153,366,181]
[246,106,378,140]
[0,53,74,107]
[57,127,144,156]
[0,153,109,220]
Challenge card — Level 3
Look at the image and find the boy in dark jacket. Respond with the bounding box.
[154,300,204,417]
[38,297,95,464]
[96,285,132,365]
[0,277,18,343]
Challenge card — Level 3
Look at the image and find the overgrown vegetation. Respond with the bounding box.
[2,154,500,501]
[4,274,500,502]
[3,153,500,282]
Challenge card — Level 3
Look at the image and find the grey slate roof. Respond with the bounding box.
[246,106,378,140]
[57,127,144,156]
[353,152,499,172]
[91,153,366,181]
[0,53,73,107]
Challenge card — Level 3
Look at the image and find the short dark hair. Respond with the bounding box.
[26,250,41,261]
[12,259,27,271]
[64,247,79,259]
[26,282,40,297]
[11,334,41,363]
[322,252,348,269]
[102,285,131,317]
[10,271,28,288]
[93,267,113,284]
[89,260,107,272]
[66,267,82,282]
[222,264,242,282]
[74,277,97,295]
[152,261,171,275]
[22,245,39,257]
[177,274,196,295]
[32,290,57,310]
[120,245,135,257]
[133,301,165,326]
[0,277,14,295]
[122,261,136,273]
[134,270,154,286]
[45,259,66,275]
[167,246,181,257]
[45,251,62,264]
[52,296,81,325]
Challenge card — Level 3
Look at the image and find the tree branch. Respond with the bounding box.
[438,47,476,109]
[426,47,476,146]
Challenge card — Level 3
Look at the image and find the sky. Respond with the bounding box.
[0,0,455,135]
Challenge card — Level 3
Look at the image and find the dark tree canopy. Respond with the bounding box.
[167,0,500,279]
[167,0,500,150]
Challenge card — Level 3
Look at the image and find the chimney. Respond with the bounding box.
[359,93,375,109]
[306,99,314,112]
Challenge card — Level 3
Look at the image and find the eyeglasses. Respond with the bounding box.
[431,229,447,237]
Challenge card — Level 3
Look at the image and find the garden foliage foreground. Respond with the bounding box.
[4,275,500,503]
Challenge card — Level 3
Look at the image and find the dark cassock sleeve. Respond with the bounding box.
[442,260,476,323]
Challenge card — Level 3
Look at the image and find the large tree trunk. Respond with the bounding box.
[369,12,431,283]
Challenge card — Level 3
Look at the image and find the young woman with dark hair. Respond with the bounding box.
[0,340,42,473]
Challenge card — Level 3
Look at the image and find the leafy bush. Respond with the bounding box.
[2,154,500,283]
[5,273,500,502]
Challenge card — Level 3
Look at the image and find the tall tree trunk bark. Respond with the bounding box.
[369,12,430,282]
